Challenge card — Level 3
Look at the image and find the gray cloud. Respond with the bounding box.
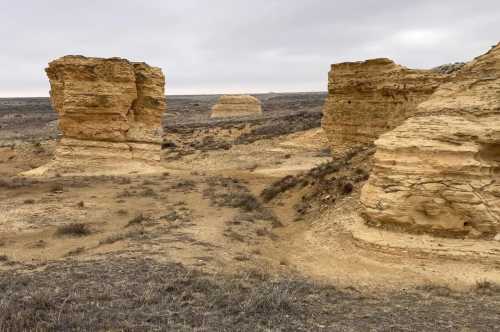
[1,0,498,96]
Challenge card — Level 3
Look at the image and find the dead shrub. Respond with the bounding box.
[65,247,85,257]
[225,192,260,212]
[341,182,354,195]
[99,233,126,245]
[261,175,300,202]
[50,183,63,193]
[173,180,196,190]
[126,214,145,228]
[55,223,91,237]
[140,188,157,197]
[224,229,245,242]
[475,280,500,294]
[116,177,132,185]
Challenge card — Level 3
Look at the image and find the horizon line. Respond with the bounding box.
[0,89,327,99]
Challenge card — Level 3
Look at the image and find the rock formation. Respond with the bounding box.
[211,95,262,118]
[322,58,448,156]
[46,55,166,162]
[361,43,500,237]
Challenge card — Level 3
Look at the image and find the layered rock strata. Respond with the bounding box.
[211,95,262,118]
[46,55,166,162]
[361,43,500,237]
[322,58,447,156]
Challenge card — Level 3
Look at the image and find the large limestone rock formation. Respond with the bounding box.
[361,44,500,237]
[211,95,262,118]
[46,55,166,162]
[322,58,447,156]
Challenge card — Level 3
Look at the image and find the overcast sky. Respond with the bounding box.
[1,0,499,97]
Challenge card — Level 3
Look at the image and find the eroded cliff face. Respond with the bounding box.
[211,95,262,118]
[45,55,166,162]
[322,58,447,156]
[361,44,500,237]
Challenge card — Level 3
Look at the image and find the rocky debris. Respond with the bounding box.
[45,55,166,162]
[322,58,448,156]
[211,95,262,118]
[432,62,466,75]
[361,43,500,238]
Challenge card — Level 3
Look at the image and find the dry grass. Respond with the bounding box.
[261,175,301,202]
[49,183,64,193]
[125,214,145,228]
[98,229,146,245]
[0,257,499,331]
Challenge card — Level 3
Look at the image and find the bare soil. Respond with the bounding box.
[0,94,499,331]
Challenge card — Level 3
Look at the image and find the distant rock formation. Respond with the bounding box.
[322,58,447,156]
[45,55,166,162]
[211,95,262,118]
[361,43,500,237]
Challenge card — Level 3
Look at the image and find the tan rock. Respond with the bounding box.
[361,43,500,236]
[322,58,447,156]
[45,55,166,162]
[211,95,262,118]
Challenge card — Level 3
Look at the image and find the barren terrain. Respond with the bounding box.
[1,93,499,331]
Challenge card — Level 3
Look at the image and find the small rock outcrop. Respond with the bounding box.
[46,55,166,162]
[432,62,466,75]
[322,59,447,156]
[361,43,500,237]
[211,95,262,118]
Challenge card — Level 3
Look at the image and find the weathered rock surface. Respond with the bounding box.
[211,95,262,118]
[361,43,500,237]
[322,58,447,156]
[45,55,166,162]
[432,62,466,75]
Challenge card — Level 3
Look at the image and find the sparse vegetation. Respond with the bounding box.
[125,213,145,227]
[224,229,245,242]
[49,183,63,193]
[260,147,375,217]
[98,230,146,245]
[475,279,500,294]
[173,180,196,190]
[1,94,499,331]
[54,223,91,237]
[140,187,157,197]
[65,247,85,256]
[0,258,499,331]
[116,209,128,215]
[99,233,127,245]
[0,177,37,189]
[205,177,261,212]
[261,175,301,202]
